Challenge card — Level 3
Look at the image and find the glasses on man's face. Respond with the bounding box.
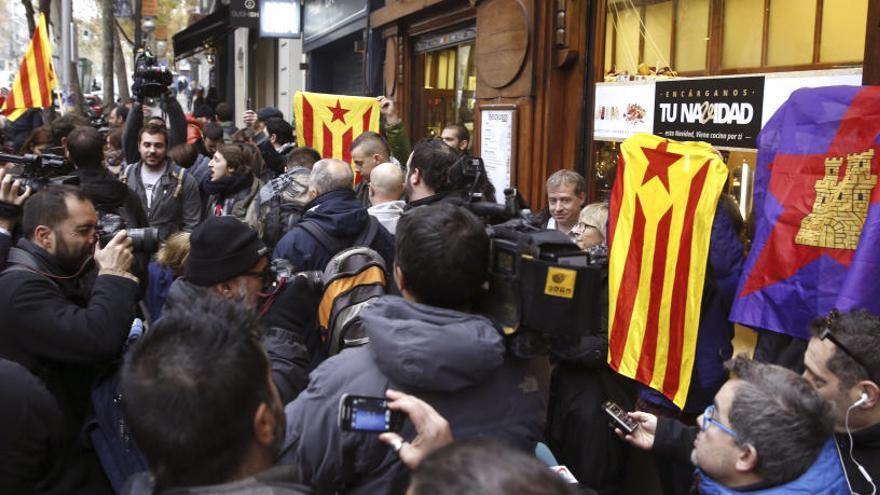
[243,268,275,292]
[701,404,740,441]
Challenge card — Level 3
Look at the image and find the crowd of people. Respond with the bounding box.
[0,92,877,495]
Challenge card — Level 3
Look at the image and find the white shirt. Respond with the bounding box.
[546,217,575,237]
[140,164,166,209]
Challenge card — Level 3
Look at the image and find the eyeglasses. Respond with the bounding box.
[819,312,875,382]
[701,404,740,441]
[242,268,275,291]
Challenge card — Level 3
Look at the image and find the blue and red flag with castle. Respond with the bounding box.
[730,86,880,339]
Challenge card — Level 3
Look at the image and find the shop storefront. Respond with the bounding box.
[590,0,871,215]
[302,0,374,95]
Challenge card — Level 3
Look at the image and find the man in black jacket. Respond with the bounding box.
[162,216,311,404]
[403,139,462,210]
[801,310,880,494]
[120,297,309,495]
[66,126,149,231]
[0,185,139,494]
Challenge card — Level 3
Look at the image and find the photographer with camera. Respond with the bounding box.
[122,49,186,166]
[279,203,547,494]
[0,186,139,493]
[0,167,32,268]
[121,123,202,241]
[403,139,474,210]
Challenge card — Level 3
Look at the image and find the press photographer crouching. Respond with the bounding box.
[0,185,139,493]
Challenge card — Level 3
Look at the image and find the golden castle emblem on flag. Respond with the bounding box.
[796,149,877,250]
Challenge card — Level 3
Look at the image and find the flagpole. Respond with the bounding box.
[61,0,71,114]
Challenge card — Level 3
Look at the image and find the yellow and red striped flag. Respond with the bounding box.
[1,13,57,121]
[293,91,380,163]
[607,133,728,408]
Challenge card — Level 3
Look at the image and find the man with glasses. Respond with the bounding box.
[162,216,310,404]
[803,310,880,494]
[0,186,139,493]
[619,355,849,494]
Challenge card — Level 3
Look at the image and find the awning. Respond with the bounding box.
[172,5,235,61]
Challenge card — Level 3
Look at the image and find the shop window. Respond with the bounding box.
[602,0,865,76]
[674,0,709,72]
[820,0,869,63]
[722,0,763,69]
[413,26,477,140]
[767,0,816,66]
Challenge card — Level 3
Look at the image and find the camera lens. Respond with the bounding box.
[128,227,159,253]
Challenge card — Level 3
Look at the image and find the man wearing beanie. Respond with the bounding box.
[162,216,312,404]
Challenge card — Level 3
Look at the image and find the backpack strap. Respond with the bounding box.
[120,163,136,185]
[354,216,380,247]
[171,166,187,199]
[299,220,346,255]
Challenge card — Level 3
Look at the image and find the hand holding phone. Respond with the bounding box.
[603,401,639,434]
[338,394,405,433]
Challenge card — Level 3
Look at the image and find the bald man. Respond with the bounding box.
[368,162,406,234]
[351,132,392,207]
[273,158,396,271]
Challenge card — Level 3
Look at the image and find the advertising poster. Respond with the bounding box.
[653,76,765,148]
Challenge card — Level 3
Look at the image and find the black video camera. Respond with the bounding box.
[96,213,159,253]
[0,152,77,194]
[132,48,173,100]
[458,160,604,357]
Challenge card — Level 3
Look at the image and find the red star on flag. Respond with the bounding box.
[640,142,681,191]
[328,99,350,124]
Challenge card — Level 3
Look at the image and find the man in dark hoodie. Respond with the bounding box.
[279,203,548,494]
[272,158,395,272]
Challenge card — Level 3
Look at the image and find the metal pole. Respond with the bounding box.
[61,0,71,112]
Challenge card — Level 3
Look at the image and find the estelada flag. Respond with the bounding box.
[607,133,728,408]
[730,86,880,339]
[293,91,380,162]
[1,13,57,122]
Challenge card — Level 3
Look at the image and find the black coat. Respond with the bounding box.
[0,239,139,493]
[836,423,880,494]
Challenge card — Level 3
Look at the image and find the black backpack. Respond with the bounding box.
[263,200,304,250]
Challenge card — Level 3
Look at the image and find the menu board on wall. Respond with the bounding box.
[479,107,516,204]
[653,76,765,148]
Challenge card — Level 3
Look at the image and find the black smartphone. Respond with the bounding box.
[338,394,405,433]
[603,400,639,435]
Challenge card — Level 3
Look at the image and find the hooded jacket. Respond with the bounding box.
[367,200,405,235]
[272,189,395,272]
[696,439,849,494]
[279,296,548,495]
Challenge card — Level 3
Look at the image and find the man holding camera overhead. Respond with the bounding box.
[0,185,139,493]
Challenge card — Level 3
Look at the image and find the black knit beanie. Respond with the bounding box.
[184,216,268,286]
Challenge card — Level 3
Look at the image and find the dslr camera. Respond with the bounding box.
[96,213,159,253]
[131,48,173,100]
[0,152,77,194]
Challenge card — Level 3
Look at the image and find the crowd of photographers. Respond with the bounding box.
[0,86,878,495]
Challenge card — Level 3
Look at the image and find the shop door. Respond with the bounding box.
[412,25,477,142]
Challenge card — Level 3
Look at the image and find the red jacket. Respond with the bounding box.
[185,114,202,144]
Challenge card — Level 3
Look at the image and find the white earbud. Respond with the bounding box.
[854,392,869,408]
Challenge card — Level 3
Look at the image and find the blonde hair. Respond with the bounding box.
[155,232,191,277]
[579,202,609,241]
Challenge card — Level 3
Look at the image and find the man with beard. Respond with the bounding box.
[162,216,311,404]
[120,297,309,495]
[121,123,202,240]
[0,186,139,493]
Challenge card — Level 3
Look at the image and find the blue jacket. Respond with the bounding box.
[696,439,850,494]
[273,189,395,272]
[279,296,549,494]
[641,203,745,413]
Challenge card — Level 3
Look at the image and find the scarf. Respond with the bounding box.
[203,173,254,198]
